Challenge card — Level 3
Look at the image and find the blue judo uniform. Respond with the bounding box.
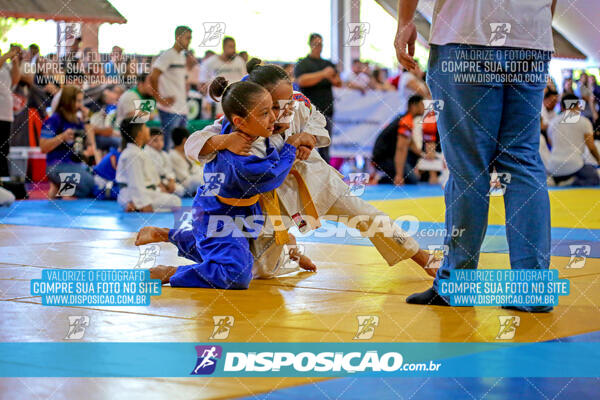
[167,139,297,289]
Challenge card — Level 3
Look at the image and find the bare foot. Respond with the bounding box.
[150,265,178,284]
[135,226,170,246]
[125,201,136,212]
[289,247,317,272]
[411,249,440,278]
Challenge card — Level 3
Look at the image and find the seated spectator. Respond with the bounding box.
[116,118,181,212]
[342,59,372,93]
[169,127,203,196]
[372,68,395,91]
[372,95,426,185]
[90,88,121,151]
[92,147,120,200]
[40,85,96,198]
[116,73,154,127]
[144,127,184,196]
[548,94,600,186]
[541,89,559,146]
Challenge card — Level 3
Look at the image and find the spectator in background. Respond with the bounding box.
[397,65,429,114]
[202,50,215,62]
[150,26,192,150]
[239,51,249,63]
[372,68,395,91]
[104,46,123,83]
[144,128,183,197]
[282,63,299,90]
[169,127,203,196]
[199,37,247,90]
[577,73,598,122]
[342,59,372,93]
[123,57,138,87]
[28,44,39,66]
[90,88,121,151]
[185,50,200,91]
[39,85,96,198]
[563,77,575,95]
[116,73,154,127]
[92,146,120,200]
[541,89,559,146]
[294,33,342,163]
[591,75,600,115]
[548,94,600,186]
[372,95,425,185]
[546,75,557,93]
[61,36,84,87]
[116,118,181,212]
[0,45,20,179]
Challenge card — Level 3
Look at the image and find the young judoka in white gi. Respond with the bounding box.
[168,127,205,196]
[116,118,182,212]
[136,62,438,280]
[144,127,185,197]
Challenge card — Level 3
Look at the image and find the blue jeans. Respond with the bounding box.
[46,162,95,198]
[427,45,551,295]
[158,110,187,150]
[95,135,121,152]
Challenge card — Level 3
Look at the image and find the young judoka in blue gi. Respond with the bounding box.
[142,78,317,288]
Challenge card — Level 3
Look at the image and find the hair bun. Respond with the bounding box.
[208,76,229,102]
[246,58,262,74]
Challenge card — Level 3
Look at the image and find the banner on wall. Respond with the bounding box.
[330,88,402,158]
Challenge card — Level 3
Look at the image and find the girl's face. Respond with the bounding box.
[269,82,294,134]
[233,91,276,138]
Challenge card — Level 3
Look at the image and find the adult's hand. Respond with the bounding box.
[394,21,418,71]
[60,128,75,143]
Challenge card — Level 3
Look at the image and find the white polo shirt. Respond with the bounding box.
[429,0,554,51]
[152,48,187,115]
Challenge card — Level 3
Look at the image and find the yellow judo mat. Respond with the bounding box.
[0,188,599,399]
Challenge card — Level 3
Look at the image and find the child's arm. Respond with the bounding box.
[184,119,253,162]
[294,93,330,148]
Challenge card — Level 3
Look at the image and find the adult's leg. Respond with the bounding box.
[494,65,552,313]
[495,75,550,270]
[47,162,95,198]
[426,45,504,294]
[572,165,600,186]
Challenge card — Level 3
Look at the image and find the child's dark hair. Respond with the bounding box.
[149,127,163,137]
[246,58,291,91]
[172,127,190,146]
[208,77,268,122]
[120,118,145,148]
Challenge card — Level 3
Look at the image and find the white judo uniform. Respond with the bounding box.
[169,149,204,196]
[116,143,182,212]
[184,92,419,278]
[144,146,186,197]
